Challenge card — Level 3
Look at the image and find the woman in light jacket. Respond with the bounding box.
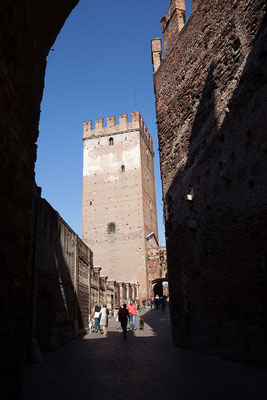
[100,304,109,336]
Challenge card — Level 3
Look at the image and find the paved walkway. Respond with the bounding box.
[22,308,267,400]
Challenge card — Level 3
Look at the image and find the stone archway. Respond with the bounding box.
[152,277,168,298]
[153,281,163,297]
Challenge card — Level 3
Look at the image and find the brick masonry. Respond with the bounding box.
[152,0,267,368]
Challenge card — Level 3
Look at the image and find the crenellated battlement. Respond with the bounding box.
[83,111,153,151]
[161,0,185,57]
[151,0,187,73]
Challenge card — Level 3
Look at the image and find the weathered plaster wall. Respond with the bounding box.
[82,113,158,300]
[152,0,267,367]
[0,1,79,397]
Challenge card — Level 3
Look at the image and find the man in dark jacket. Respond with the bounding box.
[118,304,129,339]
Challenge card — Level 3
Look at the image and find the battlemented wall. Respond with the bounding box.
[82,112,158,299]
[152,0,267,367]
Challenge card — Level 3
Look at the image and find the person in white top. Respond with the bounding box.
[100,304,109,336]
[93,302,101,333]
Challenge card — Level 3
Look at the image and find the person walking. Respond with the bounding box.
[117,302,125,325]
[155,295,160,310]
[142,299,146,310]
[149,298,153,309]
[160,296,166,312]
[93,302,101,333]
[100,304,109,336]
[118,304,129,339]
[127,300,137,330]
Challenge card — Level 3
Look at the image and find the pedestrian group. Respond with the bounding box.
[91,295,169,338]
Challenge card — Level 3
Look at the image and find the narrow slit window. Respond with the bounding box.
[109,137,114,146]
[121,165,125,172]
[108,222,116,234]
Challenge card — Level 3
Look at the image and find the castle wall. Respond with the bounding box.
[152,0,267,367]
[82,113,158,299]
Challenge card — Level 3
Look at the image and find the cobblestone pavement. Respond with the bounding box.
[22,308,267,400]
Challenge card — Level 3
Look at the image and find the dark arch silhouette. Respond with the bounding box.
[153,281,163,297]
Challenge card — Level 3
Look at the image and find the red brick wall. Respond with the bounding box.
[152,0,267,367]
[161,0,185,57]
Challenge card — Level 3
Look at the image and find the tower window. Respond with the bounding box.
[109,137,114,146]
[108,222,116,234]
[121,165,125,172]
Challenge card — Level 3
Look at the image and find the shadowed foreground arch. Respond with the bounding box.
[153,281,163,297]
[0,1,79,397]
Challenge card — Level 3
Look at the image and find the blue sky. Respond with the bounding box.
[36,0,192,246]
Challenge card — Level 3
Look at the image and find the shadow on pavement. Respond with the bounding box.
[21,307,267,400]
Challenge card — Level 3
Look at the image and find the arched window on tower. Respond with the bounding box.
[109,137,114,146]
[121,165,125,172]
[108,222,116,234]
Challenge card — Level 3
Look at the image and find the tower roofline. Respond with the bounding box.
[83,111,154,154]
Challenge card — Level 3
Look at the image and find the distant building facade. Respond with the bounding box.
[82,112,158,299]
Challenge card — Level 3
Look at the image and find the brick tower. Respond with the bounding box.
[82,111,158,299]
